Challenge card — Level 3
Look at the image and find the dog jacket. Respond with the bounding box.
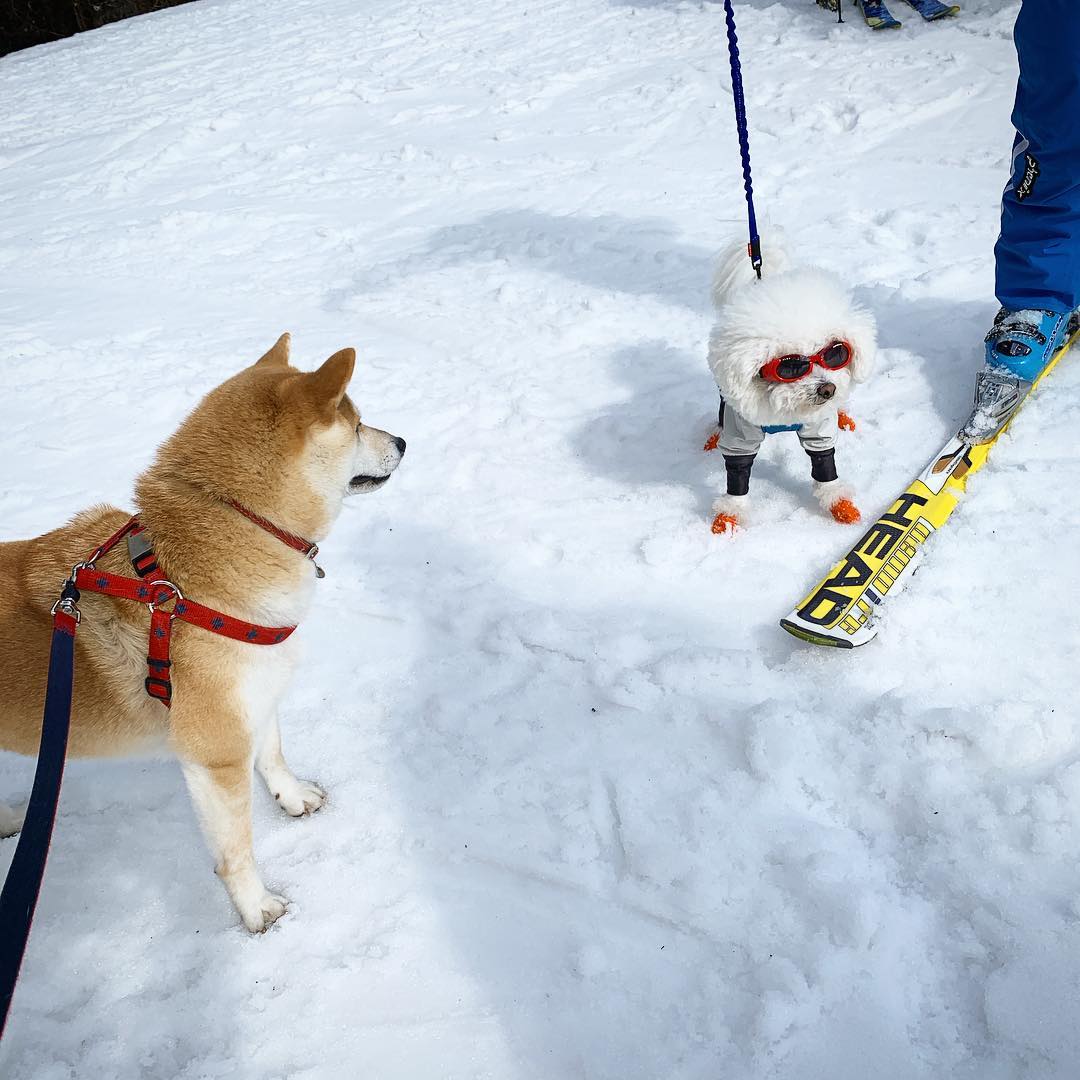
[717,397,837,457]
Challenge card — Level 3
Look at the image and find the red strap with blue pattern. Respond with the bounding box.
[74,516,298,708]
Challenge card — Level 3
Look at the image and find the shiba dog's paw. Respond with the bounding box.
[217,861,291,932]
[240,890,290,933]
[274,778,327,817]
[0,801,25,837]
[814,480,861,524]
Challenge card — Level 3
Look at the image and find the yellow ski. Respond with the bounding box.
[781,322,1080,648]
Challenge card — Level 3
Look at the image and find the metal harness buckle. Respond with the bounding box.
[146,579,184,618]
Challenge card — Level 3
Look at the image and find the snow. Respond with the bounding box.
[3,0,1080,1076]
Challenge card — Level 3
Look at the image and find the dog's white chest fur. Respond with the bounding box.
[235,575,314,735]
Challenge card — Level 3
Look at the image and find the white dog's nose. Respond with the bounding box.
[816,382,837,401]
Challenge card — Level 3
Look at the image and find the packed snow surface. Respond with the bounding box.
[3,0,1080,1077]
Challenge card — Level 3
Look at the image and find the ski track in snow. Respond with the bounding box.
[3,0,1080,1077]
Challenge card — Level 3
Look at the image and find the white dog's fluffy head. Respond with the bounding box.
[707,241,876,428]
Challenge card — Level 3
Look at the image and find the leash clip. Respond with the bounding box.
[50,596,81,625]
[146,579,184,618]
[307,545,326,580]
[51,577,83,624]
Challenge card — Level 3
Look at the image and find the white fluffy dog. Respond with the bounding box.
[705,238,876,533]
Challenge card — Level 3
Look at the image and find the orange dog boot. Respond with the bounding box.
[814,481,860,525]
[837,411,856,432]
[829,498,861,524]
[710,495,749,534]
[703,431,720,452]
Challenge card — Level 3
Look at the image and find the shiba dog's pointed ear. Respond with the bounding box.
[299,348,355,420]
[254,333,291,368]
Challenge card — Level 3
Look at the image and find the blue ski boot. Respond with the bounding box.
[961,307,1080,443]
[900,0,959,20]
[857,0,902,29]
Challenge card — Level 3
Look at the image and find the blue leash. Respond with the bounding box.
[0,585,80,1039]
[721,0,763,278]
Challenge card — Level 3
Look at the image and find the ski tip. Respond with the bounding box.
[779,619,858,649]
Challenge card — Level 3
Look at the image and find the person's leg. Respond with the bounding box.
[965,0,1080,441]
[995,0,1080,314]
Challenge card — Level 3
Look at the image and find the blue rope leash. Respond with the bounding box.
[722,0,763,279]
[0,591,78,1039]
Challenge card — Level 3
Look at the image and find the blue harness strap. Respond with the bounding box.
[0,599,78,1039]
[761,423,803,434]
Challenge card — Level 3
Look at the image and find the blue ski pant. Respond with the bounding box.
[995,0,1080,313]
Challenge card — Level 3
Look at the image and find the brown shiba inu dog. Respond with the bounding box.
[0,334,404,931]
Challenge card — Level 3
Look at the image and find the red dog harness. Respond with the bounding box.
[0,505,317,1041]
[69,510,314,708]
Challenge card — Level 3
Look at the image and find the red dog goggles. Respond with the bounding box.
[759,340,852,383]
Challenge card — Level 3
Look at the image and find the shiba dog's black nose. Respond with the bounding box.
[393,436,407,455]
[816,383,836,401]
